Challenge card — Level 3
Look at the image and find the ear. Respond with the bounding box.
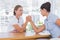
[15,10,17,13]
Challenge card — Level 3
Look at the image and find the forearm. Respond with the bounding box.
[22,21,28,31]
[30,21,45,33]
[30,21,39,33]
[13,24,26,33]
[13,24,22,32]
[15,27,25,33]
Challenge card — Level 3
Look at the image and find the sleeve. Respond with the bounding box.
[44,14,58,31]
[44,20,54,31]
[44,20,48,30]
[9,16,18,25]
[49,14,58,23]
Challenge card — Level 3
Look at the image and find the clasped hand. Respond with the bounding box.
[26,16,32,22]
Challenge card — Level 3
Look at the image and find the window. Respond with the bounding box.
[0,0,60,32]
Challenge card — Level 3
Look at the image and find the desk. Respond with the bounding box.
[0,32,50,40]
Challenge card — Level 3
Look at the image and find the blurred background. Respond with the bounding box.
[0,0,60,32]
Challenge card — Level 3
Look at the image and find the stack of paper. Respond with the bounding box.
[39,30,50,35]
[25,31,35,36]
[50,38,60,40]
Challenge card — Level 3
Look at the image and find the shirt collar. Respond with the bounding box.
[46,12,52,21]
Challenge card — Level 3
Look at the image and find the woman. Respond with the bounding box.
[27,2,60,38]
[9,5,28,33]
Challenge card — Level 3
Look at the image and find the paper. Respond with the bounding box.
[25,31,35,36]
[50,38,60,40]
[39,30,50,35]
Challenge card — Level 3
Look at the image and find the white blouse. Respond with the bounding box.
[8,15,24,32]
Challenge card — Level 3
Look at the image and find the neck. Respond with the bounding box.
[45,12,49,17]
[16,15,20,19]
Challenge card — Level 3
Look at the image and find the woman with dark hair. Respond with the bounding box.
[9,5,28,33]
[27,2,60,38]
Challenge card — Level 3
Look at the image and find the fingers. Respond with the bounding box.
[58,36,60,38]
[26,16,31,19]
[26,16,32,22]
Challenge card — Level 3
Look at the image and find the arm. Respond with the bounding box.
[21,21,28,32]
[58,36,60,38]
[55,19,60,26]
[30,20,45,33]
[13,24,23,32]
[26,16,45,33]
[13,19,28,33]
[21,16,31,32]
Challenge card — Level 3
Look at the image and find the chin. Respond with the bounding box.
[42,15,44,16]
[20,13,22,16]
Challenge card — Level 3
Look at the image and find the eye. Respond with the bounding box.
[20,10,23,11]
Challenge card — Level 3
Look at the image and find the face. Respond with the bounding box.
[15,7,23,16]
[40,9,47,16]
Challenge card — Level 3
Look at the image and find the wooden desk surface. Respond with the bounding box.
[0,32,50,40]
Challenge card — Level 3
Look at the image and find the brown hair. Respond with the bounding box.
[14,5,22,15]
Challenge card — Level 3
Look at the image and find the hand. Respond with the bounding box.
[58,36,60,38]
[26,16,32,22]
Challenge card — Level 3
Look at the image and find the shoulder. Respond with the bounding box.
[48,13,58,21]
[9,15,18,25]
[9,15,17,22]
[48,13,58,19]
[9,15,16,20]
